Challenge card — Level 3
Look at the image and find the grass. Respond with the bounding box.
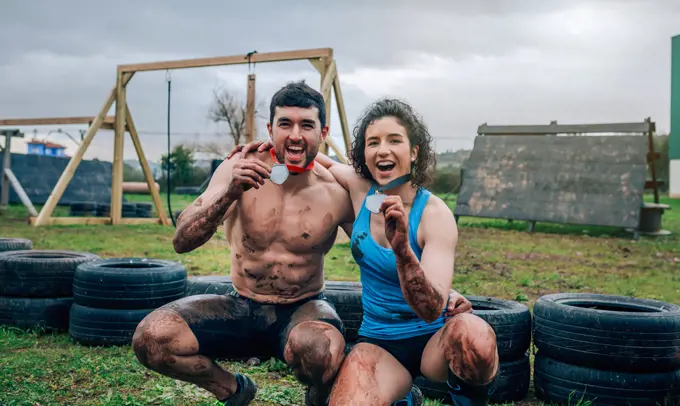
[1,192,679,405]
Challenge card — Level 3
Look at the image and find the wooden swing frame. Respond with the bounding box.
[2,47,351,227]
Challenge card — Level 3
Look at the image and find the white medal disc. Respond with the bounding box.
[365,193,386,214]
[270,164,289,185]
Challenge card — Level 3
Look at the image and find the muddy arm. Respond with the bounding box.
[395,198,458,322]
[173,158,239,253]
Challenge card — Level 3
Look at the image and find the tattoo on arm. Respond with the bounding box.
[395,245,445,322]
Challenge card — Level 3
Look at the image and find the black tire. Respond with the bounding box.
[0,250,100,297]
[70,201,97,212]
[414,353,531,404]
[0,296,72,332]
[73,258,187,310]
[69,303,153,346]
[534,351,680,406]
[0,237,33,252]
[467,296,532,361]
[533,292,680,373]
[324,281,362,342]
[185,275,234,296]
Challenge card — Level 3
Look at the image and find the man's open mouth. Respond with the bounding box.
[285,145,305,161]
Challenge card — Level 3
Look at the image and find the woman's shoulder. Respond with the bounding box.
[419,189,454,219]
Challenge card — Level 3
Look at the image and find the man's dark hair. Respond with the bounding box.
[269,80,326,128]
[349,98,437,187]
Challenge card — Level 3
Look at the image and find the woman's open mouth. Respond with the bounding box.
[376,160,396,176]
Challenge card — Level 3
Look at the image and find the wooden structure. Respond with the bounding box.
[0,47,351,227]
[0,129,35,215]
[455,119,667,239]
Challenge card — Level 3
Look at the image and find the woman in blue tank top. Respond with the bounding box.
[229,99,500,406]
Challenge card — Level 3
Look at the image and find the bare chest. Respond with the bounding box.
[236,185,342,251]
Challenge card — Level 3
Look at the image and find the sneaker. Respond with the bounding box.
[447,371,496,406]
[393,384,423,406]
[221,373,257,406]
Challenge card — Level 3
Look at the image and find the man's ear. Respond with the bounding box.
[266,122,273,138]
[320,124,329,142]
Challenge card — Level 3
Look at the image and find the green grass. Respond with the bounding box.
[1,192,679,405]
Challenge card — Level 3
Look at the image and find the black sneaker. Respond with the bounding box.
[447,370,496,406]
[393,384,423,406]
[221,373,257,406]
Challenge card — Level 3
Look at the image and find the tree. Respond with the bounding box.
[160,144,196,190]
[207,85,268,148]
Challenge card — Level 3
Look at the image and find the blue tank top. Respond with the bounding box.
[350,185,446,340]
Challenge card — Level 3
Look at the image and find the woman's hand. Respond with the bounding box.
[226,139,273,160]
[445,289,473,318]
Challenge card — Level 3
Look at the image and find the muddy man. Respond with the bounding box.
[131,81,355,406]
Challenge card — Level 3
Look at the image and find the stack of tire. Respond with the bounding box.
[533,293,680,405]
[69,201,98,217]
[69,257,187,346]
[413,296,532,404]
[0,239,99,332]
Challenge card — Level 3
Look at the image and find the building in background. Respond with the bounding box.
[26,139,67,157]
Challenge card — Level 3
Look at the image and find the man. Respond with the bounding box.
[131,81,356,406]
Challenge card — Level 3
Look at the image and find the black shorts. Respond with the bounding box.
[159,288,345,361]
[357,332,436,379]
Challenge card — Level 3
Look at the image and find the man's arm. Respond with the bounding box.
[172,156,270,253]
[314,151,356,192]
[394,198,458,322]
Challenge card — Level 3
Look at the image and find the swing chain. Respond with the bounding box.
[246,50,257,74]
[165,69,171,83]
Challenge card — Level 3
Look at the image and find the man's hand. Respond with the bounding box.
[226,159,271,199]
[226,139,273,160]
[445,289,473,318]
[379,196,409,252]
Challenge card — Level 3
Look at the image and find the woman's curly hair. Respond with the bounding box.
[348,98,437,187]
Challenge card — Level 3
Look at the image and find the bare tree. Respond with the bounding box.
[208,85,268,147]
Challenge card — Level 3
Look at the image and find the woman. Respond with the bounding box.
[229,99,499,406]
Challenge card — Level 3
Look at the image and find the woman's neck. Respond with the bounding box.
[384,181,417,205]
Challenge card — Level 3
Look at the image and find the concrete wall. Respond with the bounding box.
[0,153,112,205]
[671,34,680,198]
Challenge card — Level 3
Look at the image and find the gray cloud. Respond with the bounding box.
[1,0,679,163]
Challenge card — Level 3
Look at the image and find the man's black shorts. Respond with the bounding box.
[159,288,345,361]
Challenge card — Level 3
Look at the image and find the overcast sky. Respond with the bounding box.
[1,0,679,163]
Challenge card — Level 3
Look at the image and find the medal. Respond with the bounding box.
[270,164,289,185]
[365,174,412,213]
[269,148,314,185]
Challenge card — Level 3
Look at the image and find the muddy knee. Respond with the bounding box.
[441,313,498,384]
[132,309,198,370]
[284,321,345,385]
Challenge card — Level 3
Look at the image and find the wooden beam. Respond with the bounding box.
[3,168,38,217]
[245,74,256,143]
[30,216,111,226]
[325,137,346,164]
[118,48,333,73]
[478,121,655,135]
[308,58,325,73]
[0,116,116,127]
[111,72,128,225]
[33,86,119,226]
[333,74,351,155]
[0,132,11,211]
[125,102,170,226]
[320,60,336,98]
[29,216,162,226]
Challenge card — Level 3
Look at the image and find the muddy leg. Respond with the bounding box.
[328,342,412,406]
[420,313,499,403]
[132,309,240,400]
[281,300,346,405]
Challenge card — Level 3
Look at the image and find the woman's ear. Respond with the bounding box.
[411,145,419,162]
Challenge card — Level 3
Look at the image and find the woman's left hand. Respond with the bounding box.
[445,289,473,317]
[380,196,409,252]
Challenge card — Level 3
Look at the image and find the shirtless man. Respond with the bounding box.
[131,81,355,406]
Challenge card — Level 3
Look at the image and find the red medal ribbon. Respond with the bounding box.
[270,148,314,173]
